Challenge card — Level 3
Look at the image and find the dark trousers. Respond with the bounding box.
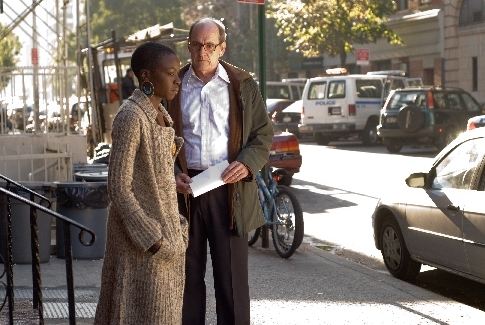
[182,170,250,325]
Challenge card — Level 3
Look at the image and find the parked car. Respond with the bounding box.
[467,114,485,131]
[267,122,302,186]
[377,86,484,153]
[372,127,485,284]
[266,99,295,119]
[273,100,302,137]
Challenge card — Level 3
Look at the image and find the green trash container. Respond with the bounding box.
[0,182,54,264]
[54,181,108,260]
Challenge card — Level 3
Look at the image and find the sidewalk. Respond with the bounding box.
[4,242,485,325]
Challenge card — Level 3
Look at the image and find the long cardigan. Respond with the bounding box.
[166,60,273,237]
[94,89,188,325]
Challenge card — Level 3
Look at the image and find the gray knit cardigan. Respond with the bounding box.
[94,89,188,325]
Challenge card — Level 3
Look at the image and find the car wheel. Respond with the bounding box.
[380,218,421,281]
[397,105,424,133]
[386,141,403,154]
[315,133,330,146]
[362,118,379,146]
[272,169,293,186]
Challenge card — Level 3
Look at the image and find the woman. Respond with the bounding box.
[94,42,187,325]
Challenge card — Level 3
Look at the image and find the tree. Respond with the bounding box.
[0,23,22,91]
[268,0,403,68]
[89,0,185,44]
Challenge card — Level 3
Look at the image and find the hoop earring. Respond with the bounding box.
[141,80,154,97]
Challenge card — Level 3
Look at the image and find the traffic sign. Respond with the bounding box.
[356,48,369,66]
[238,0,265,4]
[31,48,39,66]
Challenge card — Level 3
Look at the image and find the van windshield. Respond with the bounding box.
[308,82,327,100]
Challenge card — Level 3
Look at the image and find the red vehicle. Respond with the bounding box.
[267,122,302,186]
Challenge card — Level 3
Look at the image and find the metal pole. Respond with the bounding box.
[76,0,81,110]
[63,1,70,134]
[258,2,269,248]
[33,1,40,133]
[86,0,97,143]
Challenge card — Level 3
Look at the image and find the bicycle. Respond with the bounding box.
[248,166,304,258]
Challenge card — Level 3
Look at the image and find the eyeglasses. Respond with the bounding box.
[188,41,222,53]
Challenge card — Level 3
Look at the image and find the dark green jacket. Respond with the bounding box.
[166,60,273,237]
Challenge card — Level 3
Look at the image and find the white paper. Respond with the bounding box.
[190,160,229,197]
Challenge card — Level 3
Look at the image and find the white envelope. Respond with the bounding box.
[190,160,229,197]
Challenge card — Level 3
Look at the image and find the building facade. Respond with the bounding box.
[293,0,485,103]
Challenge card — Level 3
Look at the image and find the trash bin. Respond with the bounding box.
[74,169,108,182]
[0,182,54,264]
[54,181,108,260]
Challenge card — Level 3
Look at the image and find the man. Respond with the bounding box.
[121,67,136,99]
[167,17,273,325]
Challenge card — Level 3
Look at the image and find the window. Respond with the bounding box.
[461,92,480,112]
[356,79,383,98]
[291,86,301,100]
[459,0,484,26]
[327,81,346,99]
[432,138,485,190]
[308,82,327,100]
[267,85,290,99]
[473,57,478,91]
[396,0,408,11]
[386,91,423,110]
[446,93,463,110]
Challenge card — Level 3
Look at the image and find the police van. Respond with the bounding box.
[299,71,422,145]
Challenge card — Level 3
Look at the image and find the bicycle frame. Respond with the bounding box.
[256,168,279,226]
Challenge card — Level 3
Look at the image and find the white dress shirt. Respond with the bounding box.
[181,64,230,170]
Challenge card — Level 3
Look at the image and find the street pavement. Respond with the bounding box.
[3,238,485,325]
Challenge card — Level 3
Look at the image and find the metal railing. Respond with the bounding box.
[0,143,72,182]
[0,174,96,325]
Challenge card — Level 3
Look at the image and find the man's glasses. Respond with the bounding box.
[188,41,221,53]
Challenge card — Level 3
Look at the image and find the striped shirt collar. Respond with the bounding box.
[185,63,230,86]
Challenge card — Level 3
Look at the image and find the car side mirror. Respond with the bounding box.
[406,172,427,188]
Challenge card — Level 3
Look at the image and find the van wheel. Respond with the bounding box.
[362,119,379,146]
[386,141,402,154]
[315,133,330,146]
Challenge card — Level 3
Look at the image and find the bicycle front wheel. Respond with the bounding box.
[271,185,304,258]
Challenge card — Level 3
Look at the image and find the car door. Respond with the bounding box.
[462,150,485,280]
[405,138,485,272]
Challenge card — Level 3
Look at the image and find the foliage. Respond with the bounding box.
[0,23,22,91]
[267,0,403,67]
[89,0,185,44]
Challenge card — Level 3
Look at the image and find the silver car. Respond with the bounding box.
[372,127,485,284]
